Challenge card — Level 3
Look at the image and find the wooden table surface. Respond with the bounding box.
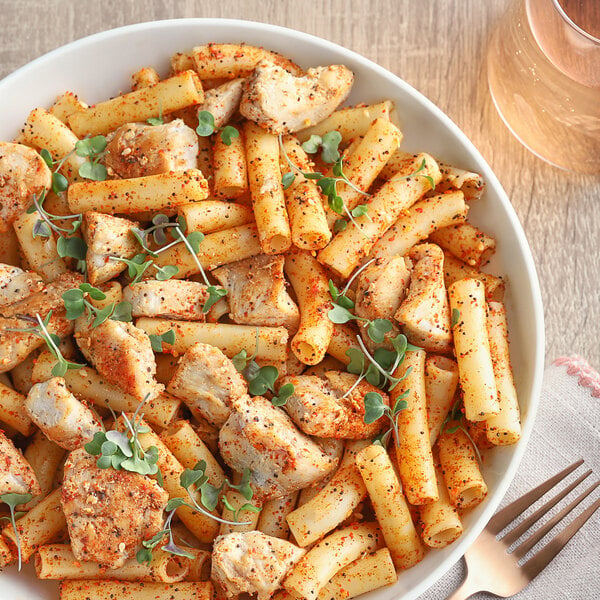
[1,0,598,369]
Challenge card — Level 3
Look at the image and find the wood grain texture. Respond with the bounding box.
[1,0,598,369]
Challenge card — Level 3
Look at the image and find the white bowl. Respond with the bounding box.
[0,18,544,600]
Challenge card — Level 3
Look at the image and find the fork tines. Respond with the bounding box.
[488,458,600,579]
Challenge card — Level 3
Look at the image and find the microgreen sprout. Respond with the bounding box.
[62,283,132,327]
[7,312,86,376]
[148,329,176,352]
[108,254,179,285]
[0,493,32,570]
[440,398,483,464]
[232,329,295,406]
[196,110,240,146]
[170,226,227,313]
[85,395,159,476]
[278,133,371,239]
[147,101,164,126]
[74,136,108,181]
[451,308,461,328]
[398,158,436,190]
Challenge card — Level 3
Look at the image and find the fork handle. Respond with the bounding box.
[445,576,482,600]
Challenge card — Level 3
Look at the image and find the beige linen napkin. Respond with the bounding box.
[420,357,600,600]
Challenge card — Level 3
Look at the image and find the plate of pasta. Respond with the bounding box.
[0,18,544,600]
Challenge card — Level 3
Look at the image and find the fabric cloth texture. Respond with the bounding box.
[420,357,600,600]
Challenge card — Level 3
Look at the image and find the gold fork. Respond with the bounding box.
[447,459,600,599]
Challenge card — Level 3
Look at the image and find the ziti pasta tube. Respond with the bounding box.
[279,135,331,251]
[284,249,334,365]
[438,425,488,509]
[67,71,203,137]
[59,580,213,600]
[356,444,424,569]
[391,349,438,505]
[485,302,521,445]
[449,278,500,421]
[67,169,208,215]
[244,121,291,254]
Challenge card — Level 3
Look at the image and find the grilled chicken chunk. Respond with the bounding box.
[0,264,44,308]
[0,271,83,320]
[0,271,82,372]
[212,531,305,600]
[199,78,245,128]
[395,244,453,353]
[0,314,73,373]
[82,212,140,286]
[0,142,51,232]
[355,256,411,351]
[123,280,209,321]
[356,257,411,323]
[281,371,389,439]
[212,254,299,331]
[25,377,102,450]
[75,320,161,401]
[0,430,41,496]
[61,448,168,568]
[240,61,354,135]
[219,395,339,501]
[104,119,198,179]
[167,342,247,427]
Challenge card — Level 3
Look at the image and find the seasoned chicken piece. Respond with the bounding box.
[25,377,102,450]
[0,271,82,372]
[104,119,198,179]
[0,430,41,496]
[167,342,247,427]
[355,257,411,322]
[0,314,73,373]
[355,256,411,350]
[61,448,168,568]
[212,254,299,331]
[219,395,339,502]
[0,263,44,308]
[0,142,51,232]
[0,271,83,319]
[212,531,305,600]
[240,61,354,135]
[281,371,389,439]
[82,212,139,286]
[395,244,453,353]
[123,280,209,321]
[75,320,161,401]
[199,78,245,128]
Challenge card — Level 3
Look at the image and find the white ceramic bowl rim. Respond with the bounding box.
[0,18,545,600]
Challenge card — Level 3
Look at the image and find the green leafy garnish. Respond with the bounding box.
[171,226,228,313]
[439,398,483,464]
[220,125,240,146]
[62,285,133,328]
[75,135,108,181]
[451,308,461,328]
[147,101,164,126]
[84,396,159,476]
[6,312,86,377]
[196,110,239,145]
[398,157,435,190]
[1,493,33,570]
[148,329,176,352]
[232,329,294,406]
[333,219,347,233]
[196,110,216,136]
